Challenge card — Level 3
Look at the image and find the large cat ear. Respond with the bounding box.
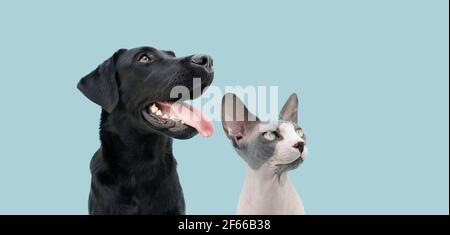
[280,93,298,124]
[221,93,259,142]
[77,49,126,113]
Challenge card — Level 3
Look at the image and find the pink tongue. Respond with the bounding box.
[157,102,214,137]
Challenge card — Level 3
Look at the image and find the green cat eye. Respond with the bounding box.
[296,128,304,138]
[263,131,277,141]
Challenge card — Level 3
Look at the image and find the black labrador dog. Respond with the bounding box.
[78,47,214,215]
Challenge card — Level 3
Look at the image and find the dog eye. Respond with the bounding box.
[263,131,277,141]
[296,128,304,138]
[138,55,154,63]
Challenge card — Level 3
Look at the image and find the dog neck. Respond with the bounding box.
[99,110,174,170]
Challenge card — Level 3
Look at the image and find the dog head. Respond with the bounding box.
[78,47,214,139]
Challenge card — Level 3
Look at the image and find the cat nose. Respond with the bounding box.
[293,142,304,153]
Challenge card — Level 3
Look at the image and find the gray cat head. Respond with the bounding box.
[221,93,308,179]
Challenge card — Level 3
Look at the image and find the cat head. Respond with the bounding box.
[221,93,308,178]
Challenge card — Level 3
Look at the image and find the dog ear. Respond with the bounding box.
[280,93,298,124]
[221,93,259,143]
[77,49,126,113]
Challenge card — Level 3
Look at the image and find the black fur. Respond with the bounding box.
[78,47,213,215]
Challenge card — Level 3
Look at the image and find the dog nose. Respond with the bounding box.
[191,54,213,69]
[293,142,304,153]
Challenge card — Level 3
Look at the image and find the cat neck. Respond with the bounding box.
[245,165,290,187]
[237,165,305,215]
[238,164,304,215]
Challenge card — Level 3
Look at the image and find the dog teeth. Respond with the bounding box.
[149,104,170,119]
[150,104,158,113]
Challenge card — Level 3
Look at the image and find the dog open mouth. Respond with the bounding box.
[142,101,214,137]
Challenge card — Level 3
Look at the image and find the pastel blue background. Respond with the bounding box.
[0,0,448,215]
